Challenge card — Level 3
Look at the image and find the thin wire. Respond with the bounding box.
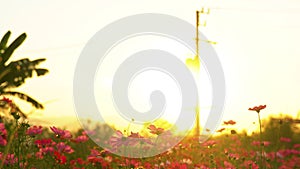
[210,7,300,13]
[20,43,85,54]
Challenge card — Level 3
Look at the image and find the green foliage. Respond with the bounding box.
[0,31,49,117]
[263,115,294,142]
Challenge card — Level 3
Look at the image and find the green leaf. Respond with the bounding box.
[35,68,48,76]
[0,31,11,49]
[31,58,46,66]
[2,33,27,64]
[3,91,44,109]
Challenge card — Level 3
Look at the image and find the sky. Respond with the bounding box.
[1,0,300,133]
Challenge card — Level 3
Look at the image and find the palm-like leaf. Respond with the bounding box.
[0,58,49,88]
[0,31,11,49]
[2,91,43,109]
[0,32,26,69]
[0,31,48,118]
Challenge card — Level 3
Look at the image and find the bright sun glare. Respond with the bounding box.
[93,35,212,132]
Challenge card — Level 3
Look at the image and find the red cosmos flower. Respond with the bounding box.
[89,148,101,157]
[123,159,140,168]
[70,158,85,166]
[128,132,143,138]
[1,97,12,104]
[147,124,164,135]
[0,135,6,146]
[248,105,266,113]
[87,153,110,167]
[50,126,72,139]
[216,128,225,133]
[143,162,152,168]
[223,120,236,125]
[54,151,67,164]
[169,162,188,169]
[34,138,55,148]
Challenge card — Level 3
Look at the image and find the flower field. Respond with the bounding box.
[0,98,300,169]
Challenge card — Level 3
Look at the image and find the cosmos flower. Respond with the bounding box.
[34,138,55,148]
[216,128,225,133]
[26,125,43,136]
[147,125,164,135]
[248,105,266,113]
[54,151,67,164]
[73,135,89,143]
[224,120,236,125]
[1,97,12,104]
[50,126,72,139]
[109,130,130,148]
[0,123,7,146]
[56,142,74,154]
[280,137,291,143]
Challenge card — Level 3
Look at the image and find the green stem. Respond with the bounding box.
[16,120,21,169]
[274,120,282,168]
[257,112,264,168]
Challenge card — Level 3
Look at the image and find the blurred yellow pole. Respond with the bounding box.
[186,8,214,138]
[195,10,200,138]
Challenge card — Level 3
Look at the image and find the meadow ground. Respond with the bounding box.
[0,103,299,169]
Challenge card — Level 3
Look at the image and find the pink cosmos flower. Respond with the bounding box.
[147,124,164,135]
[50,126,72,139]
[56,142,74,154]
[40,146,54,154]
[26,125,43,136]
[280,137,291,143]
[128,132,143,138]
[228,153,240,160]
[4,153,18,165]
[35,151,43,159]
[243,160,259,169]
[82,130,96,136]
[73,135,89,143]
[224,161,235,168]
[109,130,130,148]
[128,132,153,145]
[0,123,7,146]
[252,140,271,146]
